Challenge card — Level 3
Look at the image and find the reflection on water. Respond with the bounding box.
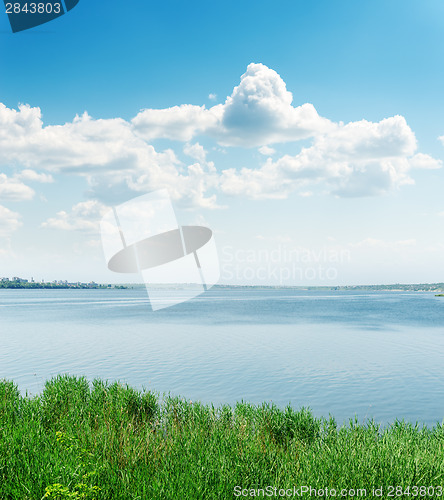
[1,288,443,426]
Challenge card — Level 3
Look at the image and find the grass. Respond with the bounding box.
[1,375,444,499]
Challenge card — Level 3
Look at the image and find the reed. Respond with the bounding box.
[1,375,443,499]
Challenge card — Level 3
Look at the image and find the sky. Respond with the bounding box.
[0,0,444,286]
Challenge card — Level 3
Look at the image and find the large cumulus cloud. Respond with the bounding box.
[0,63,440,229]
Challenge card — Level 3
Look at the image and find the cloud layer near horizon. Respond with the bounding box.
[0,63,441,232]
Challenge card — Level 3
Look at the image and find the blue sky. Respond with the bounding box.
[1,0,444,285]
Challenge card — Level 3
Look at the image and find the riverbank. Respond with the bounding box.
[1,279,444,292]
[1,375,443,499]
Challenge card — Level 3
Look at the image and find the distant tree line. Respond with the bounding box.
[0,281,110,289]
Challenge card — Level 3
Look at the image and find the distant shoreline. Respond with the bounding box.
[1,281,443,292]
[0,282,127,290]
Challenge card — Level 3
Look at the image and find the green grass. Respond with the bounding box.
[1,375,444,499]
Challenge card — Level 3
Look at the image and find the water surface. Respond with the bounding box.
[1,288,443,426]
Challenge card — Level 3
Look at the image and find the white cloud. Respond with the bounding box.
[16,169,54,183]
[125,160,220,209]
[0,173,35,201]
[132,104,219,142]
[183,142,207,163]
[0,106,220,208]
[132,63,333,147]
[0,205,22,236]
[219,161,291,200]
[208,93,217,101]
[318,116,417,159]
[0,63,440,208]
[408,153,442,170]
[258,145,276,156]
[214,63,334,147]
[41,200,108,232]
[219,115,438,199]
[351,238,417,249]
[0,106,134,171]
